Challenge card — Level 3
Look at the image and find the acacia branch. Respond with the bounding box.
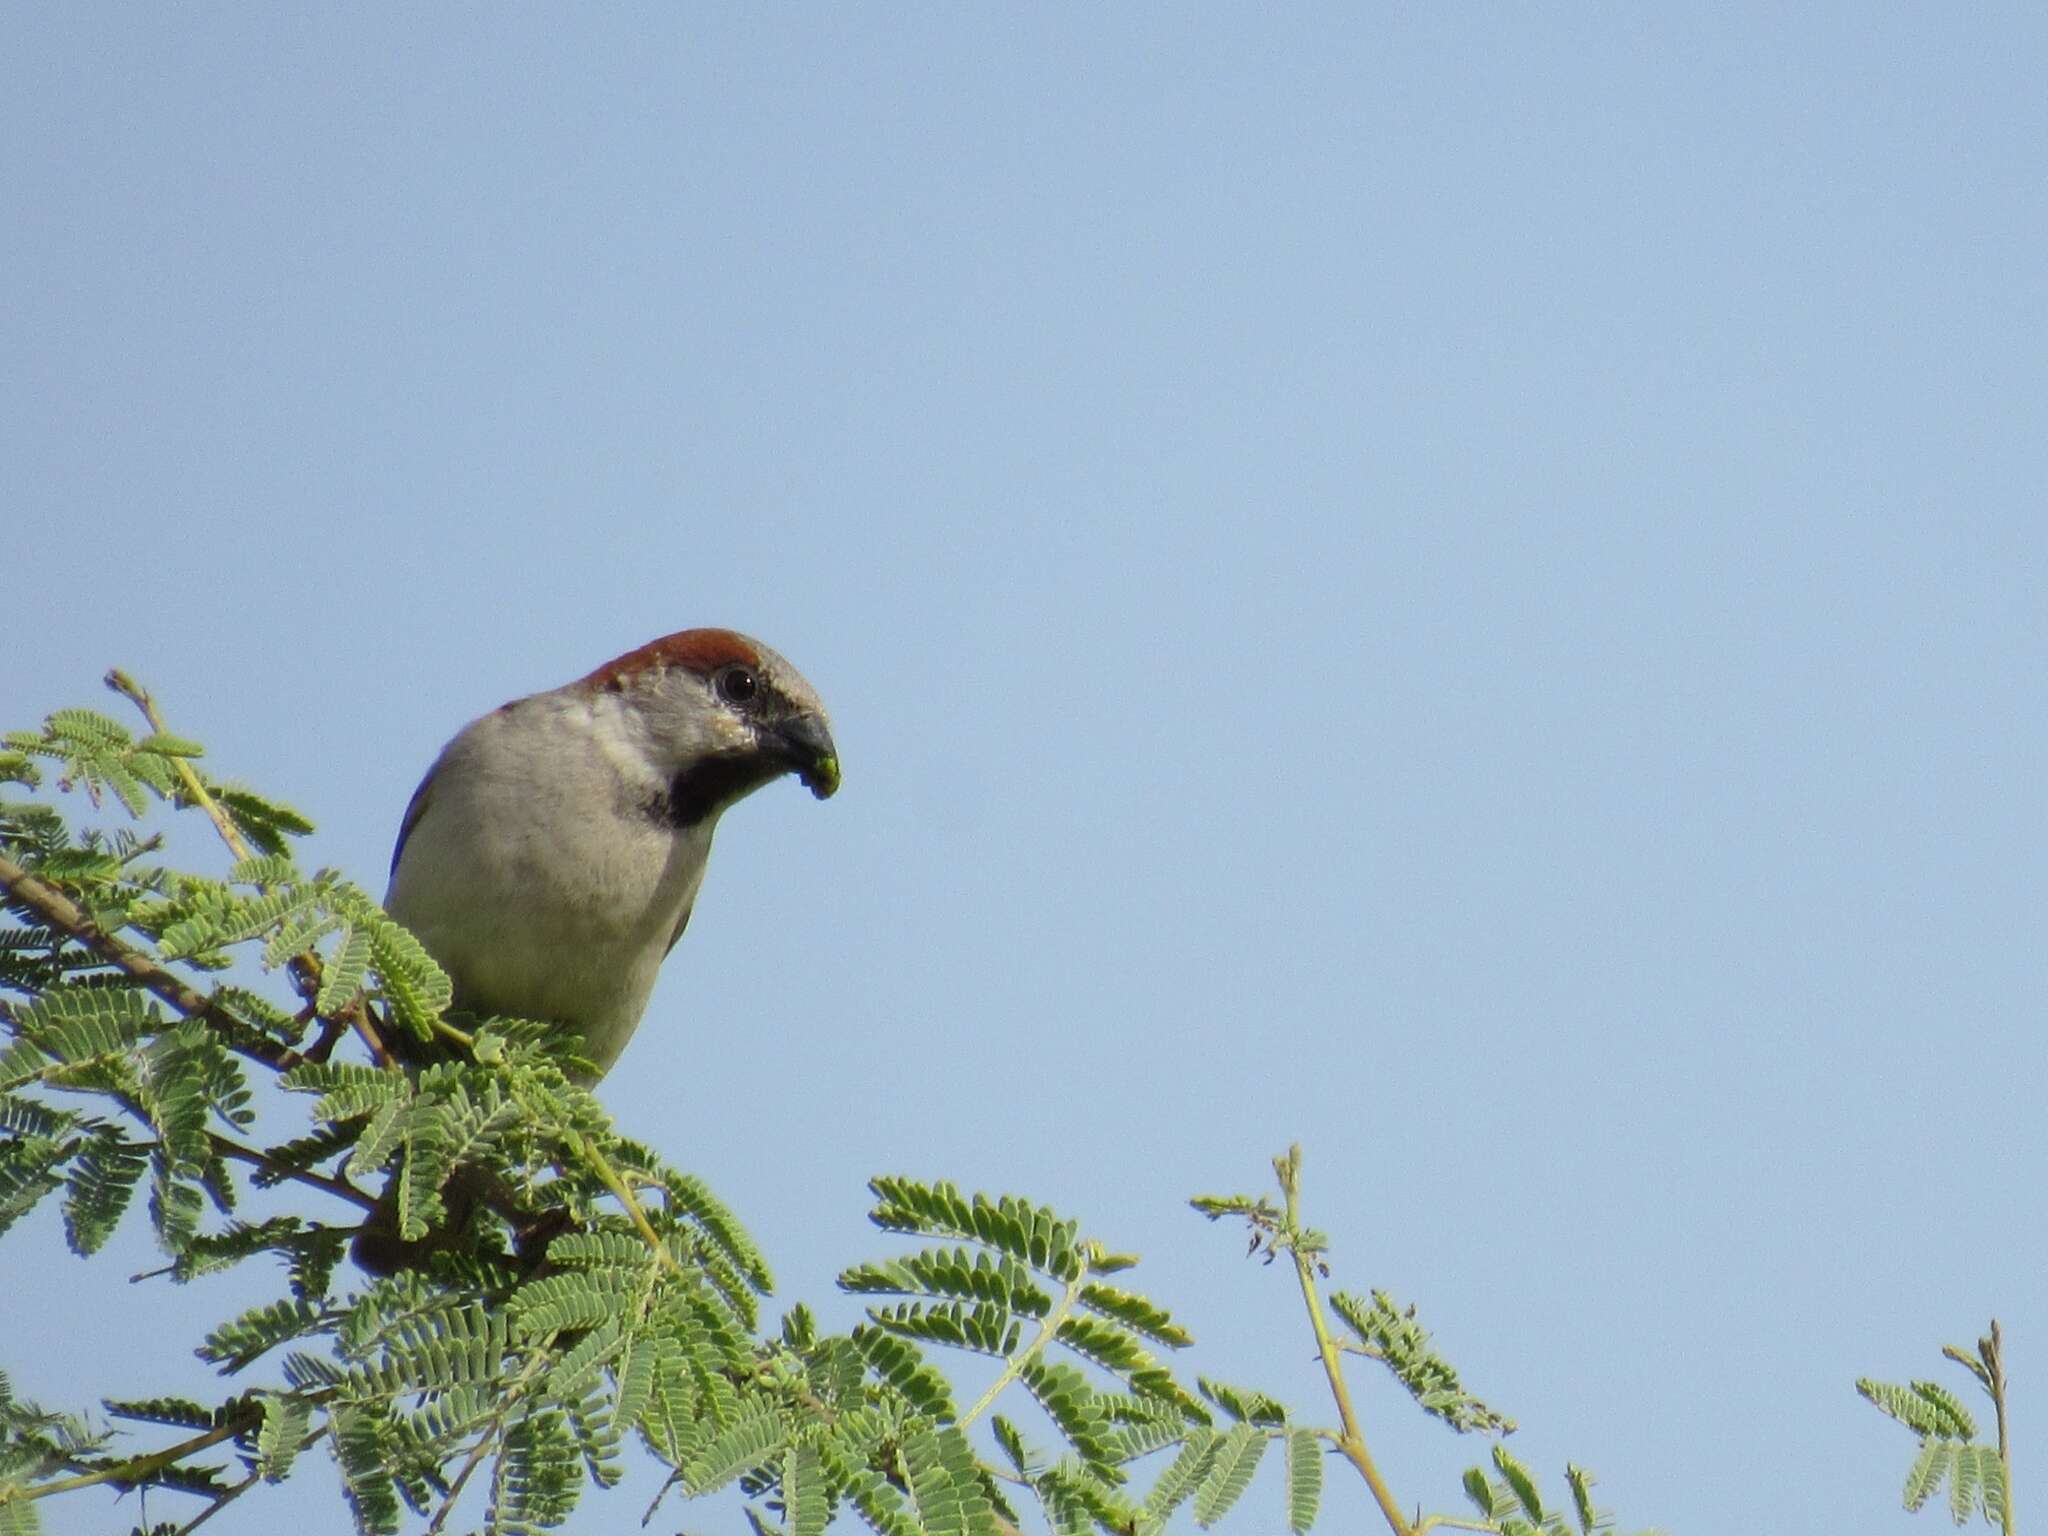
[5,1406,258,1506]
[209,1131,375,1211]
[0,849,300,1072]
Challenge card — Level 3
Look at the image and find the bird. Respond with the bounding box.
[382,627,840,1078]
[352,628,837,1273]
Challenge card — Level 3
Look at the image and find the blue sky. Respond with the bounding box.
[5,8,2044,1534]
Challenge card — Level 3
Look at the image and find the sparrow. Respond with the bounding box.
[383,627,839,1077]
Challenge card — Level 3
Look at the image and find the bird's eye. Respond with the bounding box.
[716,665,760,706]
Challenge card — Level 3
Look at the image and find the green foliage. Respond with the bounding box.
[0,1370,113,1534]
[1860,1324,2013,1529]
[1327,1289,1515,1435]
[1859,1379,1978,1442]
[1284,1427,1323,1534]
[1190,1423,1264,1527]
[0,680,1679,1536]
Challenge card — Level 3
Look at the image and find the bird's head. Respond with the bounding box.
[577,627,840,827]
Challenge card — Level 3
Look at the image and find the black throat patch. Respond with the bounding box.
[662,752,778,829]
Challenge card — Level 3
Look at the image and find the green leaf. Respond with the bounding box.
[866,1177,1081,1281]
[632,1155,775,1294]
[211,785,315,855]
[840,1249,1051,1317]
[564,1380,624,1489]
[822,1438,925,1536]
[330,1401,402,1536]
[283,1061,409,1122]
[1285,1428,1323,1533]
[16,987,158,1073]
[867,1300,1020,1358]
[1461,1465,1495,1517]
[199,1297,326,1373]
[1039,1463,1141,1534]
[1859,1377,1977,1441]
[1914,1381,1978,1442]
[784,1441,829,1536]
[1198,1377,1288,1427]
[316,925,372,1014]
[1038,1470,1094,1536]
[228,853,297,884]
[991,1416,1039,1480]
[256,1393,313,1482]
[1017,1357,1113,1466]
[850,1327,958,1421]
[103,1395,222,1430]
[1099,1394,1197,1462]
[1187,1193,1276,1220]
[345,1098,409,1179]
[1566,1463,1598,1535]
[1977,1446,2009,1527]
[903,1421,995,1536]
[1192,1423,1264,1527]
[173,1216,307,1282]
[1494,1446,1542,1523]
[513,1271,636,1338]
[1055,1314,1156,1376]
[1143,1427,1218,1523]
[611,1333,658,1441]
[497,1404,584,1531]
[1329,1289,1514,1435]
[1949,1440,1983,1525]
[1079,1284,1194,1348]
[365,914,452,1041]
[686,1400,786,1495]
[0,1135,67,1239]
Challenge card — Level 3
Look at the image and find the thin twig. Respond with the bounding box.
[425,1340,556,1534]
[172,1416,331,1536]
[170,1469,259,1536]
[209,1131,375,1210]
[105,669,255,864]
[426,1425,502,1535]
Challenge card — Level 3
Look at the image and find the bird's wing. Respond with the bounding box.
[390,766,437,878]
[665,899,695,957]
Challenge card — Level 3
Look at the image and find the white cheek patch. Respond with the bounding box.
[582,692,671,798]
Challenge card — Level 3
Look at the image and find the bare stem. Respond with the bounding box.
[576,1133,688,1278]
[1986,1320,2015,1536]
[1276,1145,1414,1536]
[961,1272,1086,1429]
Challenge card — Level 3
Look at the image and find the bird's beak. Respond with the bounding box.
[775,713,841,799]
